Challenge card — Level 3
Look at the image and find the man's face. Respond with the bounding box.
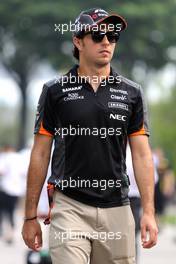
[74,23,117,66]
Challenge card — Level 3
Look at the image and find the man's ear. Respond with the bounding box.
[73,36,83,51]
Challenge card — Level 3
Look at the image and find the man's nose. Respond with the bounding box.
[101,35,110,45]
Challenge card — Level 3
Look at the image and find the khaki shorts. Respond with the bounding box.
[49,191,136,264]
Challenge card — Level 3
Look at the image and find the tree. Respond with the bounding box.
[150,86,176,172]
[0,0,74,148]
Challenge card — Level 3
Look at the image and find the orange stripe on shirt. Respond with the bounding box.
[129,124,147,137]
[38,121,53,137]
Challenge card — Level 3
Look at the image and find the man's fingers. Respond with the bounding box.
[142,227,158,248]
[34,232,43,250]
[140,214,158,249]
[22,221,42,251]
[141,224,147,243]
[22,231,42,251]
[23,233,37,251]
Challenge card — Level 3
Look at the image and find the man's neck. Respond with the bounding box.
[78,61,111,91]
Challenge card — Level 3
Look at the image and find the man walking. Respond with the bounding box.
[22,8,158,264]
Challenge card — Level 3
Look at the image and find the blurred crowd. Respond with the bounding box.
[0,143,51,263]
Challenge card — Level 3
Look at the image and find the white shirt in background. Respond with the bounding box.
[0,151,25,197]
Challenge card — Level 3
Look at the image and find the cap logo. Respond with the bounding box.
[97,13,107,17]
[92,14,98,19]
[94,9,108,14]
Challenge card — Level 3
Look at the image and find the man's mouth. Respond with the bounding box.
[99,50,110,54]
[99,50,111,56]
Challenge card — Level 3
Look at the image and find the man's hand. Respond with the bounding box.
[22,219,42,251]
[140,213,158,248]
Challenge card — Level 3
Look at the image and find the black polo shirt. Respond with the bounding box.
[34,64,149,208]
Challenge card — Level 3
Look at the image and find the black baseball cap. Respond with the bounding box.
[73,8,127,37]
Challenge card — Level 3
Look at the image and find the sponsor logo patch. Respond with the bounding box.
[110,94,127,100]
[64,92,84,101]
[109,113,127,121]
[109,88,128,95]
[62,86,82,93]
[108,102,129,111]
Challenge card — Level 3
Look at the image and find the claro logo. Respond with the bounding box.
[109,113,126,121]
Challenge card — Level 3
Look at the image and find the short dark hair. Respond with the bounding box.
[73,45,79,60]
[73,31,86,61]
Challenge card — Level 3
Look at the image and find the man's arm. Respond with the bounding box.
[129,135,158,248]
[22,133,53,251]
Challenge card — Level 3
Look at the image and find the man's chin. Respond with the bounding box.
[95,58,111,67]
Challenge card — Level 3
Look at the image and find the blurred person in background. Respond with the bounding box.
[154,148,175,220]
[0,145,25,244]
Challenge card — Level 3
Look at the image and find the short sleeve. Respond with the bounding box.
[34,84,55,137]
[128,87,150,137]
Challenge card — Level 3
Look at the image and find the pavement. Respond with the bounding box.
[0,208,176,264]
